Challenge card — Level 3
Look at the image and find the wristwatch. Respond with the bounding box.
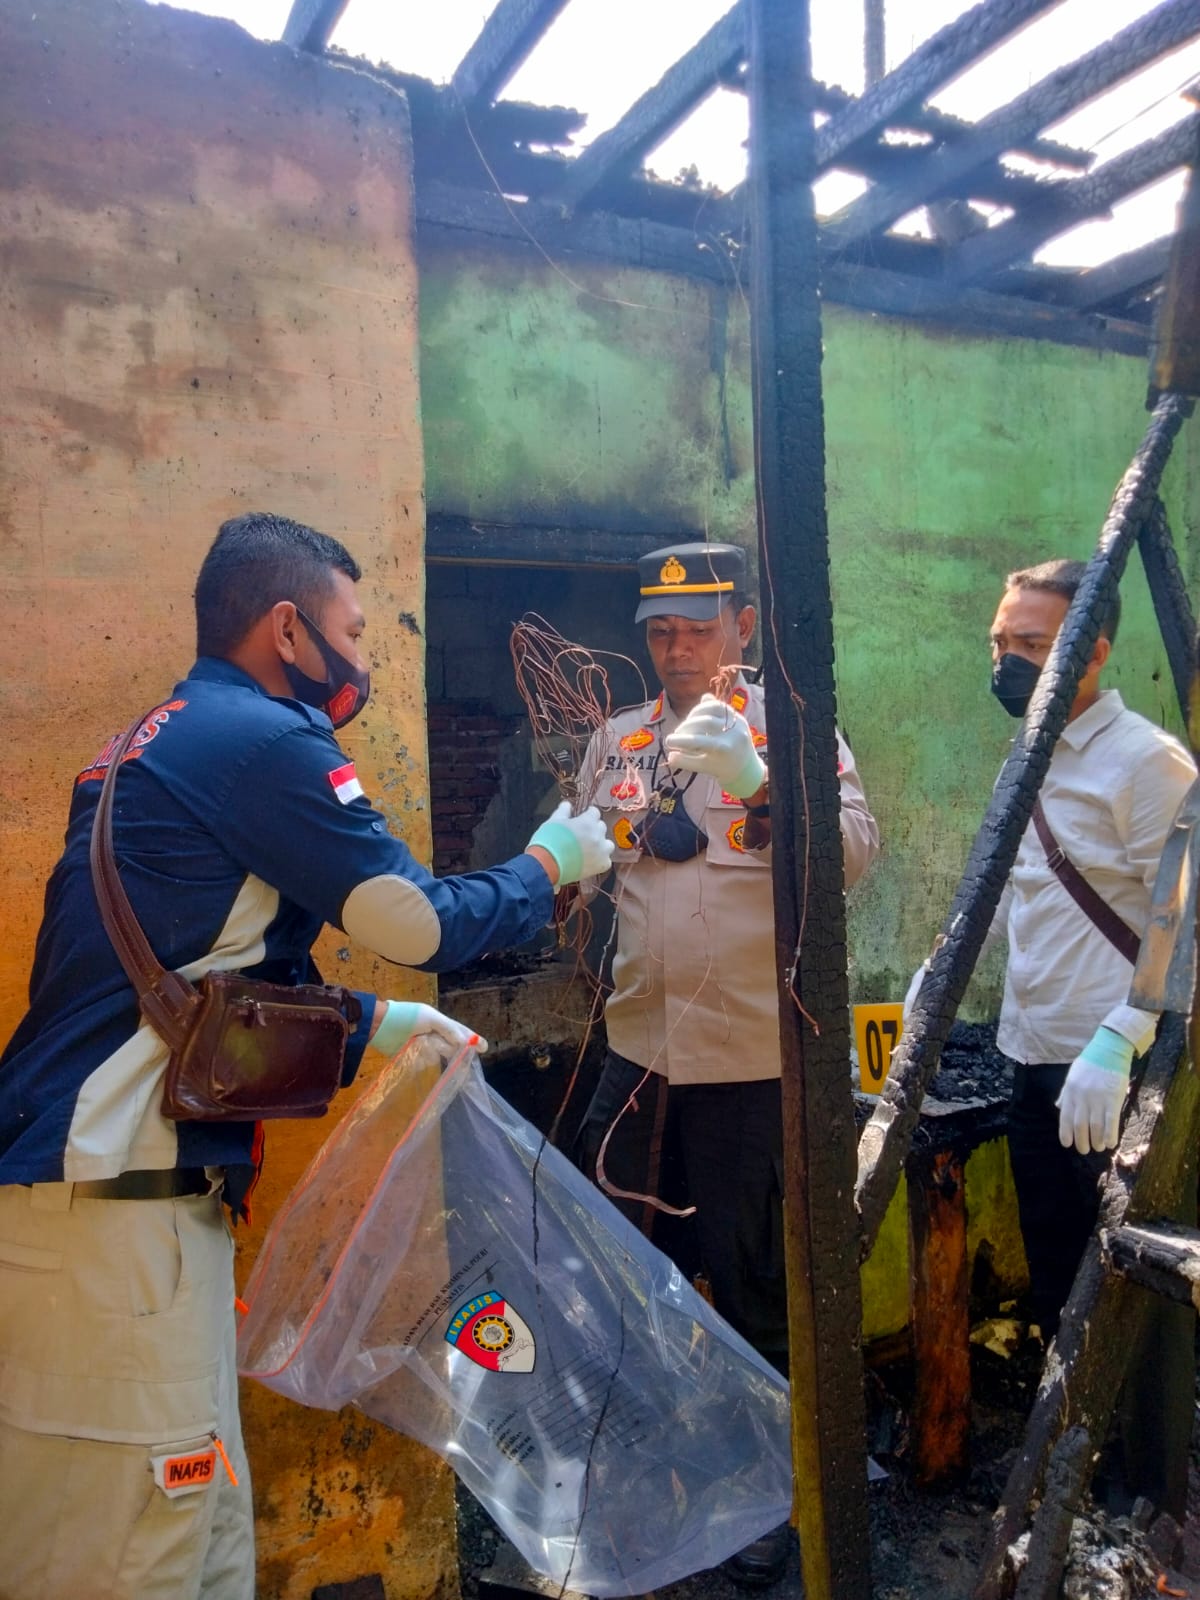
[745,780,770,819]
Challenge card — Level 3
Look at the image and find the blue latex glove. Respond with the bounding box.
[528,801,613,885]
[1056,1025,1134,1155]
[371,1000,488,1058]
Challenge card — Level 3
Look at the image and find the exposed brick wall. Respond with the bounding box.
[427,700,525,872]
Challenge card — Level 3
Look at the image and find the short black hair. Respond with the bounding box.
[1006,557,1121,646]
[195,512,361,657]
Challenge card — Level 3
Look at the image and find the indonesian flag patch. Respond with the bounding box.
[328,761,364,805]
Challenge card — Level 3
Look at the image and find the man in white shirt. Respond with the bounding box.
[922,557,1196,1516]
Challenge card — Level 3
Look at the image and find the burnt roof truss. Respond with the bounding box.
[305,0,1200,344]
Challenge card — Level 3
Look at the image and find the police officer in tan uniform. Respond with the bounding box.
[575,542,879,1587]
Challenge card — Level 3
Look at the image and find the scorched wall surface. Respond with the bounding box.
[0,2,452,1595]
[417,236,1199,1015]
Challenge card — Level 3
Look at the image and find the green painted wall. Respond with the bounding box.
[419,237,1199,1017]
[859,1138,1028,1343]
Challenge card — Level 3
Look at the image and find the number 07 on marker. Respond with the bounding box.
[854,1003,905,1094]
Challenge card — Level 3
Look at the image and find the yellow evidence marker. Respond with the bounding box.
[854,1002,905,1094]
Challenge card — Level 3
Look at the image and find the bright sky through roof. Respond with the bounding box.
[159,0,1199,271]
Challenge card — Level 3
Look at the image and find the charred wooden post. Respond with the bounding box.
[280,0,348,53]
[857,393,1193,1259]
[1137,498,1197,724]
[972,1017,1200,1600]
[863,0,886,87]
[906,1146,970,1484]
[1011,1426,1091,1600]
[746,0,871,1593]
[824,0,1200,251]
[1105,1220,1200,1308]
[1151,107,1200,401]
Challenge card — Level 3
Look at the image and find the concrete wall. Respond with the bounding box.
[417,236,1200,1018]
[0,3,453,1595]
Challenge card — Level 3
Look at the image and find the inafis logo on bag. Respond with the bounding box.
[446,1291,536,1372]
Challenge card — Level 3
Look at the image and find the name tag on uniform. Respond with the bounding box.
[152,1447,217,1497]
[854,1003,904,1094]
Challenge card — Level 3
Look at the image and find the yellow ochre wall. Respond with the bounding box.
[0,1,455,1594]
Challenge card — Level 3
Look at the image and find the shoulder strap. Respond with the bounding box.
[89,711,201,1049]
[1030,798,1141,965]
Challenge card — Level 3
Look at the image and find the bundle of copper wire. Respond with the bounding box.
[509,612,650,808]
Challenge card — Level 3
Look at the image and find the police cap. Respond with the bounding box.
[634,542,747,623]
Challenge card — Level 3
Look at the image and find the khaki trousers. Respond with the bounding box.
[0,1183,254,1600]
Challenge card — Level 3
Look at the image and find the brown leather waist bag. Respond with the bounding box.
[89,708,362,1121]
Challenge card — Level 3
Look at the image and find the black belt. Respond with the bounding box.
[26,1168,216,1201]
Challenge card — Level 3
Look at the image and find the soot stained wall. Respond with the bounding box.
[417,235,1199,1017]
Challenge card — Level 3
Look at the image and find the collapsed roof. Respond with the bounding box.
[280,0,1200,350]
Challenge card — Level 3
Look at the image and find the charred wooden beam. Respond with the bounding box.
[426,514,671,568]
[1138,498,1196,726]
[833,140,1069,209]
[824,0,1200,250]
[1129,775,1200,1017]
[973,1017,1200,1598]
[856,394,1194,1258]
[947,112,1200,286]
[814,0,1063,171]
[907,1148,970,1485]
[1151,112,1200,400]
[414,179,1154,353]
[415,131,739,232]
[328,55,587,151]
[1012,1427,1091,1600]
[747,0,871,1592]
[415,180,735,281]
[810,78,1088,171]
[726,71,1090,170]
[450,0,571,110]
[819,255,1149,347]
[1105,1220,1200,1309]
[553,4,746,212]
[281,0,348,53]
[1056,234,1172,308]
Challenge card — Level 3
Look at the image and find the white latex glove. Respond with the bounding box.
[1056,1025,1134,1155]
[371,1000,489,1058]
[528,801,614,885]
[902,964,927,1025]
[663,693,767,799]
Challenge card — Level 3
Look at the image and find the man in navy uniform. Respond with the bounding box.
[0,512,611,1600]
[575,541,879,1586]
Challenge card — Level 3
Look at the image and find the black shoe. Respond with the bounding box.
[724,1523,790,1588]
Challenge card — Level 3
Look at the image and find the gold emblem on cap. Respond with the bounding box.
[659,555,687,586]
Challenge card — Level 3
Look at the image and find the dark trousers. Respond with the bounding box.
[1008,1061,1196,1519]
[576,1049,788,1373]
[1008,1064,1107,1336]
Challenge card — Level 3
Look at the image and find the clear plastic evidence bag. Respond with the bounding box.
[237,1039,793,1597]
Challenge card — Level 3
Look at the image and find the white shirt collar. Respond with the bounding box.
[1058,687,1125,753]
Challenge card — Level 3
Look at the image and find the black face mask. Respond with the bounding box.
[991,652,1041,719]
[282,609,370,729]
[631,777,708,862]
